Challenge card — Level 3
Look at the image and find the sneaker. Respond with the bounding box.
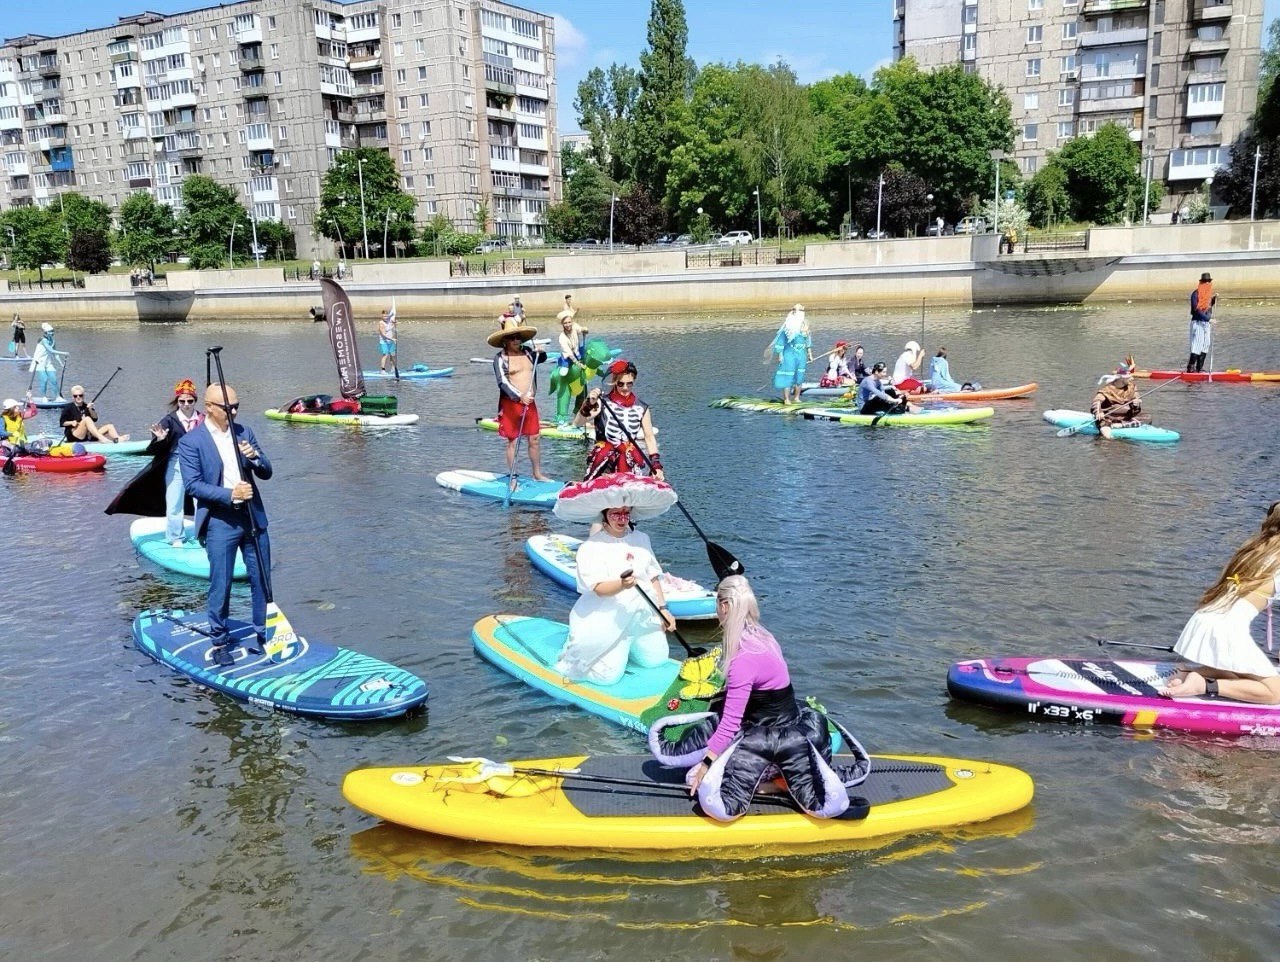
[169,539,185,548]
[211,645,236,667]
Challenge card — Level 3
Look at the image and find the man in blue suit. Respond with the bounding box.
[178,383,273,667]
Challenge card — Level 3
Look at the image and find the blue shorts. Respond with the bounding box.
[379,339,395,356]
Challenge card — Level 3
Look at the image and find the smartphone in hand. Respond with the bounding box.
[619,569,633,580]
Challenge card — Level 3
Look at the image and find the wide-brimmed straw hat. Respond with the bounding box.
[486,318,538,348]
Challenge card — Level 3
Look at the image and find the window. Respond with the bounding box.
[1059,87,1076,107]
[1023,92,1039,111]
[1023,123,1038,142]
[419,93,429,107]
[402,149,412,163]
[394,42,403,57]
[417,66,427,82]
[420,120,431,136]
[1063,22,1077,40]
[398,122,410,137]
[1057,121,1075,139]
[268,16,276,30]
[413,10,423,25]
[424,173,434,188]
[1026,58,1041,78]
[1188,119,1218,136]
[403,175,414,189]
[1028,0,1043,8]
[1189,83,1225,105]
[963,5,977,23]
[270,44,279,60]
[1060,55,1078,76]
[398,96,408,110]
[287,206,296,220]
[416,39,425,55]
[391,12,402,28]
[1027,25,1043,44]
[1022,156,1038,174]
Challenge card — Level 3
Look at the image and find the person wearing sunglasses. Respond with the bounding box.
[575,359,664,481]
[177,384,273,665]
[145,379,205,546]
[60,384,129,444]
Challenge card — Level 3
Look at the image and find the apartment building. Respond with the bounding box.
[0,0,559,255]
[893,0,1263,213]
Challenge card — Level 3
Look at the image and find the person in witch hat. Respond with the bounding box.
[489,317,549,490]
[1187,271,1217,373]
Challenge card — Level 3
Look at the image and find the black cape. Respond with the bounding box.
[104,437,194,518]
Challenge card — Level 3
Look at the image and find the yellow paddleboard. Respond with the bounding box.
[343,753,1034,851]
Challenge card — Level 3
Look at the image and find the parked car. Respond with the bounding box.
[718,230,754,246]
[570,238,603,247]
[842,227,860,240]
[865,228,892,240]
[925,221,955,236]
[476,239,512,253]
[955,217,989,235]
[672,234,692,246]
[654,233,676,245]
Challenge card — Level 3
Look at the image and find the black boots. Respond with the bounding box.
[1186,353,1207,373]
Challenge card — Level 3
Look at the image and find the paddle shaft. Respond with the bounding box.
[596,393,743,579]
[632,581,700,657]
[505,397,531,507]
[1097,635,1280,664]
[207,346,274,604]
[90,367,122,404]
[498,765,817,810]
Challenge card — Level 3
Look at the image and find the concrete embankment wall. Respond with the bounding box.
[1,221,1278,322]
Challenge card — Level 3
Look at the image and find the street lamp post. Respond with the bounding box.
[1205,175,1215,221]
[989,150,1007,236]
[5,226,20,285]
[246,182,262,267]
[228,222,237,269]
[383,208,392,263]
[1142,149,1153,225]
[752,188,762,242]
[925,193,934,236]
[357,157,370,259]
[875,172,884,237]
[609,193,619,251]
[1251,145,1262,221]
[846,166,852,236]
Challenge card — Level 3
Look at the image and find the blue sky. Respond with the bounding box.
[11,0,1279,132]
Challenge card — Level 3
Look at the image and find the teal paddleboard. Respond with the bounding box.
[130,517,247,580]
[1042,409,1180,444]
[435,469,564,508]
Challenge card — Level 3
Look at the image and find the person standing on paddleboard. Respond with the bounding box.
[1187,272,1216,373]
[178,384,273,666]
[11,313,27,358]
[29,323,67,401]
[148,379,204,547]
[1090,359,1142,439]
[554,303,590,428]
[377,307,398,374]
[490,318,550,490]
[1161,502,1280,705]
[576,359,664,481]
[769,305,812,405]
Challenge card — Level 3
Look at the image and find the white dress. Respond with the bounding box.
[1173,576,1280,678]
[555,529,669,686]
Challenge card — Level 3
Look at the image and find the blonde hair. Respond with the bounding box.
[715,575,767,672]
[1200,503,1280,609]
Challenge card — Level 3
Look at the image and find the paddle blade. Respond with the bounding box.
[706,539,743,580]
[263,602,301,662]
[2,453,15,476]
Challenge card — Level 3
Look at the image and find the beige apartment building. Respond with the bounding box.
[894,0,1263,215]
[0,0,559,257]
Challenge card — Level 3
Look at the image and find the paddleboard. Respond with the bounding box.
[342,752,1035,850]
[30,434,150,456]
[131,608,428,720]
[435,470,564,508]
[908,382,1038,402]
[1042,410,1180,443]
[264,408,420,427]
[1136,369,1280,383]
[474,416,589,441]
[9,452,105,473]
[711,396,831,414]
[129,517,247,580]
[0,356,30,363]
[32,396,68,409]
[797,384,856,398]
[468,348,622,365]
[361,365,454,380]
[948,656,1280,736]
[525,534,716,621]
[800,406,995,427]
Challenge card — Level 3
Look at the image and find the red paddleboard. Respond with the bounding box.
[1135,370,1280,383]
[908,382,1038,402]
[11,453,107,473]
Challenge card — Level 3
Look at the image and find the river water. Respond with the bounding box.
[2,303,1278,961]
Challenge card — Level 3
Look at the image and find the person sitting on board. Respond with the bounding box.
[575,360,664,481]
[377,307,397,373]
[818,341,856,388]
[647,574,871,822]
[1161,501,1280,705]
[60,385,129,443]
[553,504,678,686]
[1090,359,1142,439]
[1187,271,1216,374]
[769,305,812,405]
[857,362,918,416]
[927,347,979,393]
[554,305,590,428]
[850,344,869,384]
[490,317,550,490]
[892,340,927,392]
[1,394,37,451]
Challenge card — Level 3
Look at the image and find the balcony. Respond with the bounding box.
[9,182,32,198]
[1187,97,1225,119]
[486,105,516,121]
[1195,2,1232,20]
[1189,34,1231,55]
[38,134,66,149]
[485,63,516,94]
[1168,146,1229,181]
[348,53,380,71]
[235,24,263,45]
[176,144,203,159]
[354,109,386,124]
[38,62,61,79]
[17,68,39,83]
[6,161,29,176]
[1080,26,1148,46]
[245,128,274,151]
[1080,60,1145,80]
[35,86,61,102]
[171,119,198,134]
[0,114,21,131]
[30,162,51,175]
[110,49,139,65]
[1181,133,1223,149]
[124,126,149,140]
[354,81,384,96]
[1188,69,1227,85]
[238,53,264,72]
[128,176,152,188]
[50,156,74,173]
[1082,0,1148,13]
[489,134,516,148]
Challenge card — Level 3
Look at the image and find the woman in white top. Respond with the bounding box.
[892,340,925,392]
[1162,502,1280,704]
[555,505,678,686]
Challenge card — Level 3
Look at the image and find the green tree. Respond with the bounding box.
[575,64,640,182]
[177,175,252,269]
[1215,78,1280,219]
[1025,159,1071,227]
[0,205,64,279]
[115,191,177,269]
[56,193,114,273]
[1261,19,1280,105]
[1054,123,1143,224]
[809,73,872,231]
[254,219,294,260]
[317,148,416,257]
[632,0,695,203]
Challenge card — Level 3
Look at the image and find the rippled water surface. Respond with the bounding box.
[3,302,1279,961]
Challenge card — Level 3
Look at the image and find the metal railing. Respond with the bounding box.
[7,277,85,290]
[1020,231,1089,253]
[285,266,355,282]
[450,257,544,277]
[685,246,803,269]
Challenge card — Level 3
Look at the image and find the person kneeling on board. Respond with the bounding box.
[1090,360,1142,439]
[647,575,870,822]
[1161,502,1280,705]
[928,348,979,393]
[857,362,918,416]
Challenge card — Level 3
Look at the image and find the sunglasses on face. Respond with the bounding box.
[177,398,196,405]
[212,402,239,413]
[615,380,635,387]
[72,393,85,398]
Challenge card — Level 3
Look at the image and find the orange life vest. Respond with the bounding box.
[1194,282,1214,313]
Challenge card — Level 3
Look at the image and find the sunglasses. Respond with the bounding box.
[212,402,240,413]
[615,380,635,387]
[71,393,85,398]
[177,398,196,405]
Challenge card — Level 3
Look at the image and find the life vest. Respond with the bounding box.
[2,410,27,444]
[1194,282,1214,314]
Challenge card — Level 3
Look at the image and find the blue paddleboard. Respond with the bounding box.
[361,365,454,380]
[525,534,717,621]
[132,609,428,720]
[434,469,564,508]
[130,517,247,580]
[1042,409,1180,444]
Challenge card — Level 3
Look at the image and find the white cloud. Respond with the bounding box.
[863,57,893,82]
[552,13,588,69]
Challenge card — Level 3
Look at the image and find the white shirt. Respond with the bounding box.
[205,419,243,494]
[893,350,917,384]
[177,410,201,433]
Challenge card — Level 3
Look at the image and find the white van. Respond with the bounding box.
[956,217,989,235]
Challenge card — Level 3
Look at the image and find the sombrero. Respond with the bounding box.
[553,472,678,523]
[486,319,539,348]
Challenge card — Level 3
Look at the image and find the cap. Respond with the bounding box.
[905,340,921,353]
[41,322,53,333]
[2,398,19,410]
[834,340,848,349]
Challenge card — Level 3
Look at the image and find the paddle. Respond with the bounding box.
[1055,372,1183,437]
[206,346,298,663]
[390,298,400,382]
[504,401,531,507]
[90,367,122,405]
[633,581,703,658]
[1095,635,1280,664]
[596,392,743,580]
[2,434,15,476]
